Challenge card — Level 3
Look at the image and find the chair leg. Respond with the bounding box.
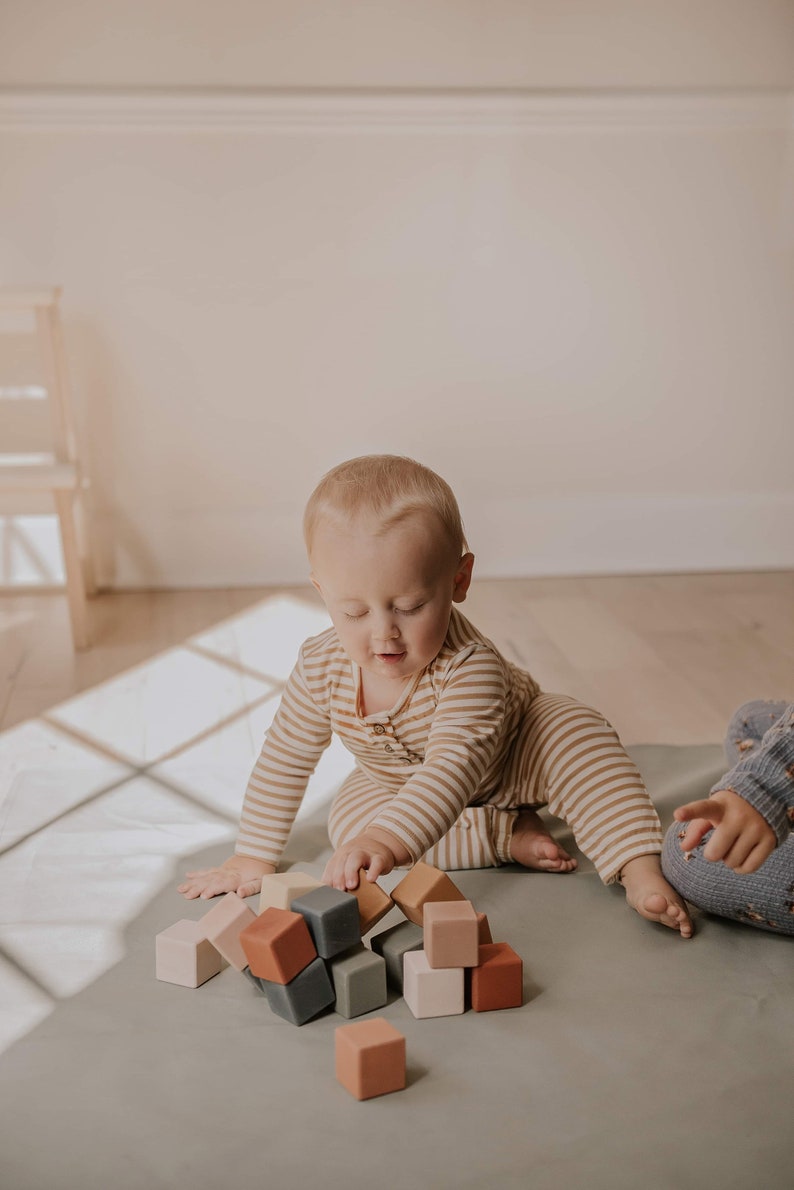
[54,489,90,649]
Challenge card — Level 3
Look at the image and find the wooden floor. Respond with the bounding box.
[2,570,793,743]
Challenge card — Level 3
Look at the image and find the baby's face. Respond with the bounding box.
[310,510,472,686]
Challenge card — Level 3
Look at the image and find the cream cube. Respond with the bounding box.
[403,949,464,1019]
[258,871,322,914]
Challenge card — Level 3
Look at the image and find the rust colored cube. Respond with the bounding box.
[351,872,394,935]
[391,862,465,926]
[470,942,523,1012]
[335,1017,406,1101]
[424,900,479,969]
[239,907,317,985]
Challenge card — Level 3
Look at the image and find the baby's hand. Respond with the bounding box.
[178,855,276,900]
[323,832,401,892]
[673,788,776,874]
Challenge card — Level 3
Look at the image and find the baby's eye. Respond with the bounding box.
[396,604,425,616]
[344,611,367,621]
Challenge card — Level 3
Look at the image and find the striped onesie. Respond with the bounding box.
[237,607,662,883]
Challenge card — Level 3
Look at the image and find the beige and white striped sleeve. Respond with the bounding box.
[367,648,510,861]
[235,651,332,865]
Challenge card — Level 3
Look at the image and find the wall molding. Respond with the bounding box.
[0,87,791,134]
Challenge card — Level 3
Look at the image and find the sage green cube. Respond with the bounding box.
[329,944,387,1018]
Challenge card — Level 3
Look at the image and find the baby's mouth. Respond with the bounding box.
[377,652,406,663]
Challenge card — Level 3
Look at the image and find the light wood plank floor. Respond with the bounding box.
[2,570,792,743]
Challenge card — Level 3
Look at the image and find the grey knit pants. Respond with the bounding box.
[662,701,794,935]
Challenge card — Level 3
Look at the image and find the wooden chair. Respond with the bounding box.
[0,287,93,648]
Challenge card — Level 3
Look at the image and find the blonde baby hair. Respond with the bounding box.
[303,454,468,559]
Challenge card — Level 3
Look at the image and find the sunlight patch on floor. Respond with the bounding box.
[0,593,346,1052]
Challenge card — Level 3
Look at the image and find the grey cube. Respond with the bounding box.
[291,886,360,959]
[370,920,424,992]
[261,956,335,1026]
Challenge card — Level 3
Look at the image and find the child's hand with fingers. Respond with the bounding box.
[673,788,776,874]
[322,830,407,891]
[178,855,276,900]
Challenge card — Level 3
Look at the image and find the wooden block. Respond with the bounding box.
[239,907,316,985]
[470,942,523,1012]
[424,900,479,969]
[155,919,222,988]
[260,956,335,1026]
[335,1017,406,1100]
[351,872,394,935]
[369,920,424,992]
[403,950,464,1019]
[391,862,465,926]
[200,892,257,972]
[476,912,493,945]
[291,886,360,959]
[328,944,388,1019]
[258,871,322,915]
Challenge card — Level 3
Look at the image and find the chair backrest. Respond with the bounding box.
[0,289,72,463]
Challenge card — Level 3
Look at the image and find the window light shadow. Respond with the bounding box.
[0,591,349,1055]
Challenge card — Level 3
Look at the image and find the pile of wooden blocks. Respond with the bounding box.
[156,862,523,1100]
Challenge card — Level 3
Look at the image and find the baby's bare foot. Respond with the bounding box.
[619,854,693,938]
[509,809,578,873]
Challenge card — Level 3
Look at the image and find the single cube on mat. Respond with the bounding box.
[261,955,335,1026]
[470,942,523,1012]
[476,912,493,945]
[335,1017,406,1101]
[370,920,424,992]
[329,944,388,1019]
[403,950,464,1019]
[239,907,316,985]
[391,862,465,926]
[351,872,394,935]
[155,919,223,988]
[200,892,256,972]
[291,886,360,959]
[258,871,322,915]
[424,900,479,969]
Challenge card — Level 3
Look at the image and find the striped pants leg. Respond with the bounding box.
[504,692,662,883]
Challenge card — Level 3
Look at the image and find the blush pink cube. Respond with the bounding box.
[200,892,257,971]
[423,900,479,969]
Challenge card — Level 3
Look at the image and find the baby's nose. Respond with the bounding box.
[373,620,400,642]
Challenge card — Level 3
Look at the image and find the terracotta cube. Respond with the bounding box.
[239,907,317,985]
[403,950,464,1019]
[370,920,424,992]
[155,919,223,988]
[470,942,523,1012]
[424,900,479,969]
[261,956,335,1026]
[200,892,257,972]
[258,871,322,915]
[476,912,493,945]
[351,872,394,935]
[328,944,388,1019]
[335,1017,406,1100]
[391,862,465,926]
[291,886,360,959]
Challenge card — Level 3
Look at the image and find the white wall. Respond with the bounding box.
[1,3,792,587]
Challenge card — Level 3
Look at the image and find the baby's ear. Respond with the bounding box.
[452,553,475,603]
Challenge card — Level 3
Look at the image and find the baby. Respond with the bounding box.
[180,455,692,937]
